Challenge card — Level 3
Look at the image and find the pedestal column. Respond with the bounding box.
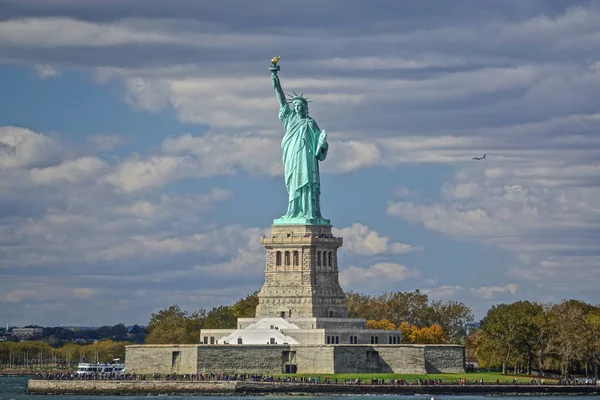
[255,225,348,318]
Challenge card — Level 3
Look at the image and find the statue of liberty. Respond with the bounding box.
[270,57,330,226]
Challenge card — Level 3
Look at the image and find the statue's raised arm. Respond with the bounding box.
[270,56,287,108]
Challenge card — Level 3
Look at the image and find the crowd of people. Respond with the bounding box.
[19,371,597,386]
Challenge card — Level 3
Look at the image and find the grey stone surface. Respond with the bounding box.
[125,344,465,374]
[197,345,287,374]
[125,345,198,375]
[28,380,237,395]
[293,345,334,373]
[238,317,366,330]
[377,346,427,374]
[332,346,373,373]
[424,345,466,373]
[256,224,348,319]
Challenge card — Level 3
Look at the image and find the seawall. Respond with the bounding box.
[28,380,600,396]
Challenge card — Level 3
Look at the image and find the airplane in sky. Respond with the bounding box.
[472,154,486,160]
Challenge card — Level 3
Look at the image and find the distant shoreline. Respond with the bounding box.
[27,380,600,396]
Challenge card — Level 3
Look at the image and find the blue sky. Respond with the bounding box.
[1,0,599,326]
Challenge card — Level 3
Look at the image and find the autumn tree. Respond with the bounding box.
[346,290,473,344]
[397,322,417,344]
[411,324,447,344]
[398,322,447,344]
[465,330,480,364]
[366,318,396,330]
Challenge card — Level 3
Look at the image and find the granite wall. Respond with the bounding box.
[125,344,197,375]
[293,345,334,373]
[197,345,287,374]
[424,345,466,373]
[125,343,465,374]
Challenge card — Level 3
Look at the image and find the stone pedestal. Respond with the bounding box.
[255,225,348,319]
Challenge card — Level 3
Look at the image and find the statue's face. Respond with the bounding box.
[294,102,308,118]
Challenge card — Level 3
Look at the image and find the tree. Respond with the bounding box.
[58,343,81,367]
[465,330,480,364]
[586,309,600,378]
[346,291,381,321]
[366,318,396,330]
[346,290,472,344]
[430,301,474,344]
[110,323,129,341]
[145,305,206,344]
[532,303,554,375]
[47,335,63,348]
[128,325,147,344]
[476,301,543,374]
[398,322,447,344]
[130,325,146,335]
[231,291,259,318]
[398,322,417,344]
[548,300,593,376]
[378,290,432,326]
[411,324,447,344]
[203,306,236,329]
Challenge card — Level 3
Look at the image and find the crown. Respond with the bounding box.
[286,90,312,105]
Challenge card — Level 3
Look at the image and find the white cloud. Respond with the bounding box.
[33,64,60,79]
[30,157,109,185]
[0,17,286,49]
[470,284,519,300]
[0,125,235,272]
[0,126,62,169]
[114,188,231,221]
[7,188,233,265]
[315,55,468,71]
[421,286,465,300]
[340,262,422,290]
[193,226,269,277]
[388,161,600,293]
[101,155,195,193]
[161,133,282,176]
[124,77,171,112]
[333,223,420,256]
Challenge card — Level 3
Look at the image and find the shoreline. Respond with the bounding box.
[27,380,600,396]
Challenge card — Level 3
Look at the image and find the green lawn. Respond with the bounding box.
[277,372,558,385]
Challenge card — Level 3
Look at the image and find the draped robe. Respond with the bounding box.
[278,103,328,220]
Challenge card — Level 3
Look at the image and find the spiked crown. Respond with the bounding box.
[286,90,312,106]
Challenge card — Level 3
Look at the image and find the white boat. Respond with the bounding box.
[76,361,125,375]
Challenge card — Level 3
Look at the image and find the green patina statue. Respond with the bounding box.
[270,57,330,226]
